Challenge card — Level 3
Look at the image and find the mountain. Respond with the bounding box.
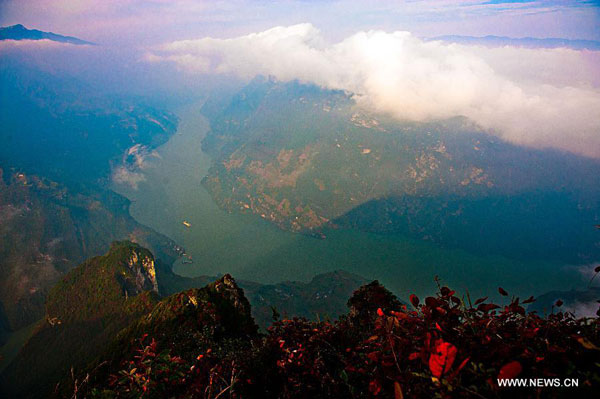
[0,169,179,342]
[429,34,600,50]
[1,242,368,397]
[0,60,369,386]
[157,264,368,328]
[529,287,600,317]
[0,60,178,185]
[0,54,180,341]
[200,77,600,263]
[1,242,161,398]
[0,24,94,45]
[241,270,368,327]
[4,243,598,398]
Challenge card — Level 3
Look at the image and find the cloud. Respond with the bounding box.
[112,166,146,190]
[125,144,160,170]
[148,23,600,158]
[564,300,600,318]
[574,263,600,283]
[0,38,85,50]
[111,144,161,189]
[3,0,598,48]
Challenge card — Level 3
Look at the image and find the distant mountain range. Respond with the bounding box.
[528,287,600,317]
[5,24,598,50]
[200,77,600,264]
[0,169,181,343]
[0,51,179,346]
[0,24,94,45]
[430,34,600,50]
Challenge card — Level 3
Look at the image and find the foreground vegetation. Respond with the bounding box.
[3,242,597,398]
[84,281,599,398]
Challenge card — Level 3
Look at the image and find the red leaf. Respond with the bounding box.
[498,287,508,296]
[555,299,563,307]
[367,351,379,362]
[456,356,470,373]
[474,296,488,305]
[425,297,438,308]
[498,361,522,380]
[477,303,500,313]
[522,296,535,304]
[448,356,470,380]
[429,340,457,378]
[394,381,404,399]
[392,310,408,319]
[409,294,420,308]
[377,308,384,317]
[369,380,382,395]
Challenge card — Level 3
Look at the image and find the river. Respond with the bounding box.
[112,102,587,301]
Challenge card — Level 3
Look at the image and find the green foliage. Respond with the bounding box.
[0,169,179,334]
[1,242,160,398]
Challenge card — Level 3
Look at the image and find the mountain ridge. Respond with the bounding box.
[0,24,94,45]
[199,78,600,263]
[3,241,598,398]
[429,34,600,50]
[1,242,161,398]
[1,241,369,397]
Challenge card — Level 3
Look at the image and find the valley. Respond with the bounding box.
[2,4,600,395]
[112,95,594,304]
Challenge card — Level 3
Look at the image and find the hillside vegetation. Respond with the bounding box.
[78,275,600,399]
[0,170,177,340]
[1,242,367,397]
[3,243,598,399]
[201,78,600,263]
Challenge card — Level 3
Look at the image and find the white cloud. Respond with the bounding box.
[148,23,600,158]
[111,144,162,189]
[112,166,146,190]
[0,38,83,50]
[564,300,599,318]
[574,263,600,283]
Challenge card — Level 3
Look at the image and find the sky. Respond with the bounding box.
[1,1,600,157]
[1,1,599,45]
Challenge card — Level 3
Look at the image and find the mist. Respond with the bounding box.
[0,37,222,108]
[147,23,600,158]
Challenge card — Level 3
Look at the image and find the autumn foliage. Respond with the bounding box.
[87,281,600,398]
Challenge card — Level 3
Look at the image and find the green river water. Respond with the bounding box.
[0,102,589,372]
[112,102,587,301]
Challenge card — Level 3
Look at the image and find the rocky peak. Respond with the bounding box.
[125,247,159,295]
[43,241,161,325]
[208,273,252,321]
[347,280,402,322]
